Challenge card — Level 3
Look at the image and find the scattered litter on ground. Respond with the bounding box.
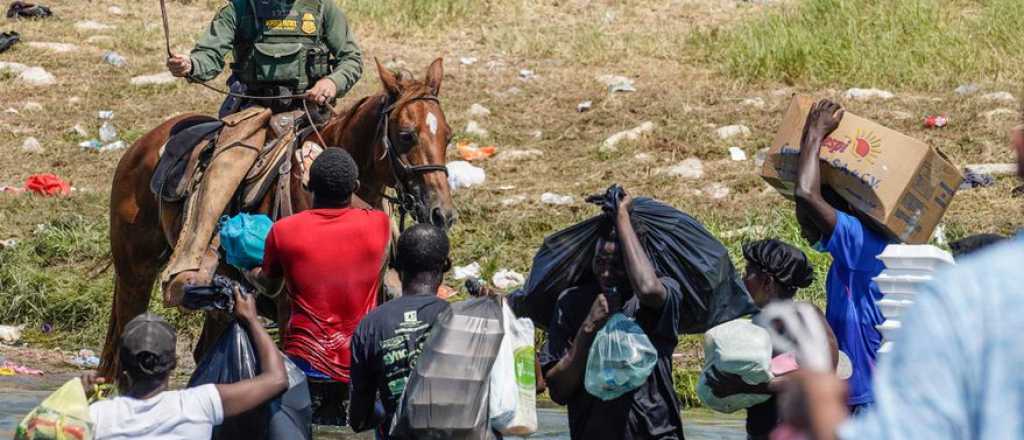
[577,100,592,113]
[0,324,24,343]
[0,360,43,375]
[498,149,543,161]
[959,170,993,190]
[955,84,980,96]
[492,269,525,290]
[75,20,113,31]
[0,31,18,53]
[728,146,747,161]
[453,262,482,280]
[982,91,1016,103]
[3,107,17,114]
[459,56,477,66]
[465,120,488,137]
[18,66,56,86]
[0,60,28,74]
[720,225,767,240]
[716,124,750,140]
[22,101,42,111]
[21,136,42,153]
[98,110,118,143]
[456,141,497,161]
[467,103,491,118]
[6,1,51,19]
[965,163,1016,176]
[755,148,768,168]
[25,173,70,196]
[602,121,655,151]
[595,74,636,93]
[436,285,456,300]
[932,224,947,246]
[446,161,485,190]
[634,153,653,162]
[0,238,17,249]
[68,123,88,137]
[540,192,573,205]
[40,322,51,333]
[923,115,947,128]
[103,51,127,67]
[661,158,704,179]
[100,140,126,151]
[981,108,1017,121]
[501,195,527,206]
[1,185,25,195]
[518,69,535,80]
[843,88,894,100]
[703,183,731,199]
[108,5,123,15]
[66,349,100,369]
[528,130,542,139]
[25,41,77,54]
[78,140,102,150]
[496,185,515,190]
[130,71,175,86]
[741,97,765,109]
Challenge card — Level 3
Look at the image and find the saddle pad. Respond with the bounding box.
[151,118,223,202]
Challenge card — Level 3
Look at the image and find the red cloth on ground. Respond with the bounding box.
[262,208,391,383]
[24,173,70,196]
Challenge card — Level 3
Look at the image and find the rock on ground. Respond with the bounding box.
[703,183,730,200]
[662,158,704,179]
[540,192,573,205]
[716,124,750,140]
[75,20,114,31]
[26,42,78,53]
[980,108,1018,121]
[0,61,28,74]
[21,137,43,153]
[130,72,176,86]
[955,84,980,96]
[844,88,894,100]
[982,92,1016,103]
[19,67,56,86]
[741,97,766,109]
[603,121,655,151]
[499,149,543,161]
[467,103,491,118]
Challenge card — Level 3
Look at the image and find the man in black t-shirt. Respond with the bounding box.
[539,189,685,440]
[348,224,453,439]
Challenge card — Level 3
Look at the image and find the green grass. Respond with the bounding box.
[338,0,483,28]
[696,0,1024,90]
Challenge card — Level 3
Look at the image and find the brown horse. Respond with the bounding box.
[98,58,456,378]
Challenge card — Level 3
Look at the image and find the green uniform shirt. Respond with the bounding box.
[187,0,362,95]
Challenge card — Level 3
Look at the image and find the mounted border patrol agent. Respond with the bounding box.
[161,0,362,308]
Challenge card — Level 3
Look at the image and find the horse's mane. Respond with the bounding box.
[322,72,436,140]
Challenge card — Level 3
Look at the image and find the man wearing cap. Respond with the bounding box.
[86,288,288,439]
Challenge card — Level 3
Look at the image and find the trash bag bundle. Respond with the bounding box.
[512,185,757,333]
[696,319,774,413]
[15,378,93,440]
[219,213,273,270]
[584,313,658,401]
[391,296,504,440]
[188,322,312,440]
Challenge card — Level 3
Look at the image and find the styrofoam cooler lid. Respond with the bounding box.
[877,244,954,271]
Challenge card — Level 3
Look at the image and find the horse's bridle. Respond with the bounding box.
[377,94,449,230]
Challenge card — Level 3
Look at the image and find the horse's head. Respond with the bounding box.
[375,57,456,229]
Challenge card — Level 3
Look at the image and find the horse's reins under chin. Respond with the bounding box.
[378,94,449,231]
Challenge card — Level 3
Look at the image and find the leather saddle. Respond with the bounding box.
[151,110,317,219]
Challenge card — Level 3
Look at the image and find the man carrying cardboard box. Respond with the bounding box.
[794,100,892,413]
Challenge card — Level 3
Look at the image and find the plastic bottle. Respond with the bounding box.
[103,51,126,67]
[98,111,118,143]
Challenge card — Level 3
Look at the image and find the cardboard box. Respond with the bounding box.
[762,96,963,244]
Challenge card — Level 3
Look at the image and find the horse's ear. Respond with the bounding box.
[375,58,401,97]
[425,57,443,96]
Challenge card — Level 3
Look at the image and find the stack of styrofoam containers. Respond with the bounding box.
[873,244,954,353]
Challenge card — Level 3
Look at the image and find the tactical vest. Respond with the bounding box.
[231,0,333,93]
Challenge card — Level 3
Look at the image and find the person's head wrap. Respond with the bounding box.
[743,239,815,296]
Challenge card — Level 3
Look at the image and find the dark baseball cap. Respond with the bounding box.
[119,313,177,376]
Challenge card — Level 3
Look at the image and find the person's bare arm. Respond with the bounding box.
[779,371,848,440]
[615,192,667,309]
[795,100,844,239]
[216,288,289,418]
[544,294,609,404]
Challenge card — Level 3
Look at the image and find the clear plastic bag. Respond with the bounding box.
[490,300,538,435]
[391,296,504,440]
[696,319,774,413]
[584,313,658,401]
[489,302,518,429]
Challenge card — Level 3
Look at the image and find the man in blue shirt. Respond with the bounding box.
[794,100,892,411]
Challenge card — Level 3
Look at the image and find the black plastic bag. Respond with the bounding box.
[390,296,504,440]
[188,322,312,440]
[512,186,757,334]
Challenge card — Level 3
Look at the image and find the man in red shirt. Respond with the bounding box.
[249,148,390,425]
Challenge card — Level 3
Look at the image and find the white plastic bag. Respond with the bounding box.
[584,313,658,401]
[496,301,537,435]
[696,319,774,413]
[489,302,518,428]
